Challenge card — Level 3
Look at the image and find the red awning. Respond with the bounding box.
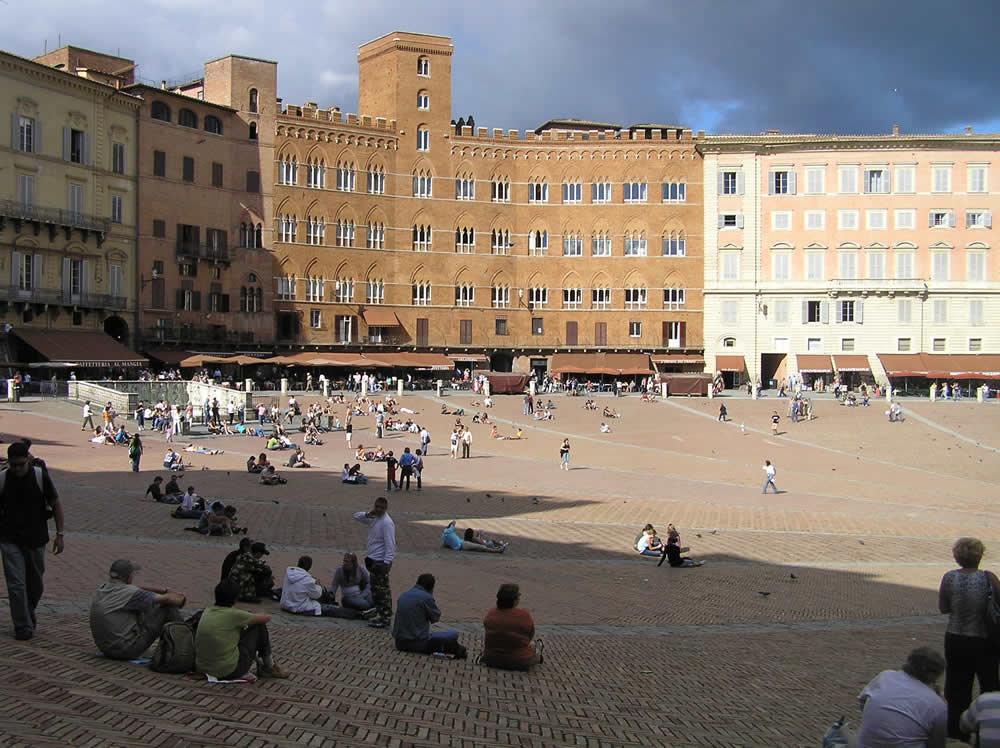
[715,355,746,372]
[922,354,1000,379]
[14,329,146,367]
[651,354,705,364]
[833,355,871,372]
[877,354,929,378]
[362,309,402,327]
[796,355,833,373]
[550,353,652,376]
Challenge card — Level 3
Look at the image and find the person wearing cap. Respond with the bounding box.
[89,560,187,660]
[279,555,373,619]
[228,542,277,603]
[0,442,64,641]
[196,578,290,680]
[221,537,253,582]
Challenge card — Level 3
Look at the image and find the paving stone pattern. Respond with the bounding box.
[0,394,995,746]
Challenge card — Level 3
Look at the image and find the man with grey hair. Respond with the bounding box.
[89,560,187,660]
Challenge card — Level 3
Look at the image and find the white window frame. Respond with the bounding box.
[897,299,912,324]
[895,251,914,279]
[837,210,858,230]
[529,182,549,203]
[771,211,792,231]
[933,299,948,324]
[866,251,886,280]
[931,251,950,281]
[838,251,858,280]
[562,182,582,204]
[455,284,474,307]
[968,165,988,194]
[592,181,611,203]
[838,165,858,194]
[662,182,686,202]
[111,194,123,224]
[894,165,915,194]
[112,141,126,174]
[629,321,642,338]
[417,91,429,110]
[894,209,915,229]
[562,234,583,257]
[416,127,429,151]
[591,287,610,309]
[17,115,35,153]
[592,233,612,257]
[366,222,385,249]
[966,210,992,229]
[805,252,825,281]
[528,229,547,256]
[309,309,321,329]
[721,299,739,325]
[16,173,33,208]
[967,252,986,282]
[491,285,510,309]
[412,281,432,306]
[804,167,825,195]
[527,287,548,308]
[412,172,433,198]
[455,177,475,200]
[863,167,890,194]
[624,287,647,310]
[413,224,432,252]
[623,182,647,203]
[623,233,647,256]
[338,162,357,191]
[663,288,686,309]
[367,167,385,194]
[773,299,790,324]
[366,280,384,305]
[771,252,791,281]
[970,299,985,325]
[562,287,582,309]
[334,279,354,303]
[932,165,952,194]
[455,226,476,254]
[720,251,740,280]
[662,232,686,256]
[865,210,887,230]
[805,210,825,230]
[335,219,355,248]
[491,229,511,255]
[491,179,510,203]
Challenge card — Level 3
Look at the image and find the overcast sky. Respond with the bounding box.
[6,0,999,136]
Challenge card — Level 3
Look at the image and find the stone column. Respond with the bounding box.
[397,379,404,397]
[280,378,288,395]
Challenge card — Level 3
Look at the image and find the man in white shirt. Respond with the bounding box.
[280,556,367,619]
[419,427,431,456]
[762,460,778,494]
[461,428,472,459]
[81,401,95,431]
[353,497,395,628]
[856,647,947,748]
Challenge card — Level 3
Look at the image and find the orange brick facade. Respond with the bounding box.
[273,32,704,372]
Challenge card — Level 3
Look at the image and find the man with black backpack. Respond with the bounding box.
[89,559,187,660]
[0,442,64,641]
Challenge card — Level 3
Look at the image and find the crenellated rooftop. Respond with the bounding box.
[279,103,397,133]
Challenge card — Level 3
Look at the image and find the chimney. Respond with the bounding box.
[965,126,973,134]
[160,80,166,89]
[891,124,899,135]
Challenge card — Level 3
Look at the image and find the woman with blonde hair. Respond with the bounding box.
[938,537,1000,738]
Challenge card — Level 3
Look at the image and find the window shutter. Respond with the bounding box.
[788,172,796,195]
[820,301,829,324]
[32,254,41,287]
[966,212,974,228]
[717,172,724,194]
[412,176,418,195]
[928,212,935,228]
[768,172,776,195]
[455,179,460,199]
[882,171,889,194]
[10,251,20,286]
[856,300,863,324]
[801,300,808,324]
[678,321,686,347]
[10,113,17,149]
[220,294,230,313]
[717,214,725,229]
[62,258,72,297]
[736,215,745,229]
[835,302,843,323]
[81,260,89,295]
[192,291,201,311]
[62,127,71,161]
[948,212,956,228]
[736,172,744,195]
[986,211,993,229]
[83,133,91,165]
[175,290,184,310]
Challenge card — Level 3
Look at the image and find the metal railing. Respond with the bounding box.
[829,278,927,293]
[141,327,255,345]
[0,285,126,309]
[176,243,231,263]
[0,200,110,234]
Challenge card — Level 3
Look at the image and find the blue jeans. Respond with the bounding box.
[763,477,777,493]
[0,542,46,635]
[130,455,140,472]
[639,549,664,557]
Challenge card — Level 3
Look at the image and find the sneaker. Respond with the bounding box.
[454,645,468,660]
[14,629,33,641]
[259,663,290,679]
[360,608,379,620]
[368,619,389,629]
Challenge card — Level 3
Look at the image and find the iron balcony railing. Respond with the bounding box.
[0,199,111,234]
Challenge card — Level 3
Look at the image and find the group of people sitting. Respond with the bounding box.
[441,521,509,553]
[635,523,705,568]
[247,454,288,484]
[490,425,524,440]
[89,423,131,446]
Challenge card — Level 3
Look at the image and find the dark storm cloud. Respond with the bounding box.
[2,0,997,135]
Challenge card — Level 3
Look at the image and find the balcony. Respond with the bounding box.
[0,199,111,235]
[176,242,230,264]
[0,285,127,309]
[828,278,928,298]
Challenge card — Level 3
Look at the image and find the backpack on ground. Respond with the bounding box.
[149,621,196,673]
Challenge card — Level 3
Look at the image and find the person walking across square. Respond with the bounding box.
[559,438,570,470]
[762,460,778,494]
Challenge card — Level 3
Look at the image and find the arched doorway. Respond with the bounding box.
[489,351,512,372]
[104,315,129,342]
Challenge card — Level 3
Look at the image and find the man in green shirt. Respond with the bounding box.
[195,578,289,680]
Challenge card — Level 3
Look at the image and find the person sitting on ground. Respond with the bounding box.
[545,400,555,410]
[89,559,187,661]
[246,455,263,473]
[280,555,371,619]
[265,435,282,450]
[600,422,612,433]
[960,691,1000,746]
[163,449,184,470]
[490,425,499,439]
[441,520,464,551]
[259,464,287,485]
[392,573,467,659]
[144,476,165,502]
[854,647,946,747]
[373,445,386,461]
[342,463,368,484]
[304,426,323,446]
[482,583,543,671]
[113,424,130,444]
[635,525,666,557]
[171,485,205,519]
[189,501,235,536]
[356,445,369,461]
[330,552,376,615]
[183,443,223,455]
[664,533,704,567]
[229,542,278,603]
[602,407,620,419]
[163,473,183,498]
[221,537,253,582]
[195,578,290,680]
[278,434,297,450]
[286,447,310,468]
[483,396,493,408]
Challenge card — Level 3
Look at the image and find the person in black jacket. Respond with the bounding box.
[221,537,253,582]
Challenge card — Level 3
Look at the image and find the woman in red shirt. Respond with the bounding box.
[482,584,542,670]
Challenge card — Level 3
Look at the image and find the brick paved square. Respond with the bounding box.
[0,393,995,745]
